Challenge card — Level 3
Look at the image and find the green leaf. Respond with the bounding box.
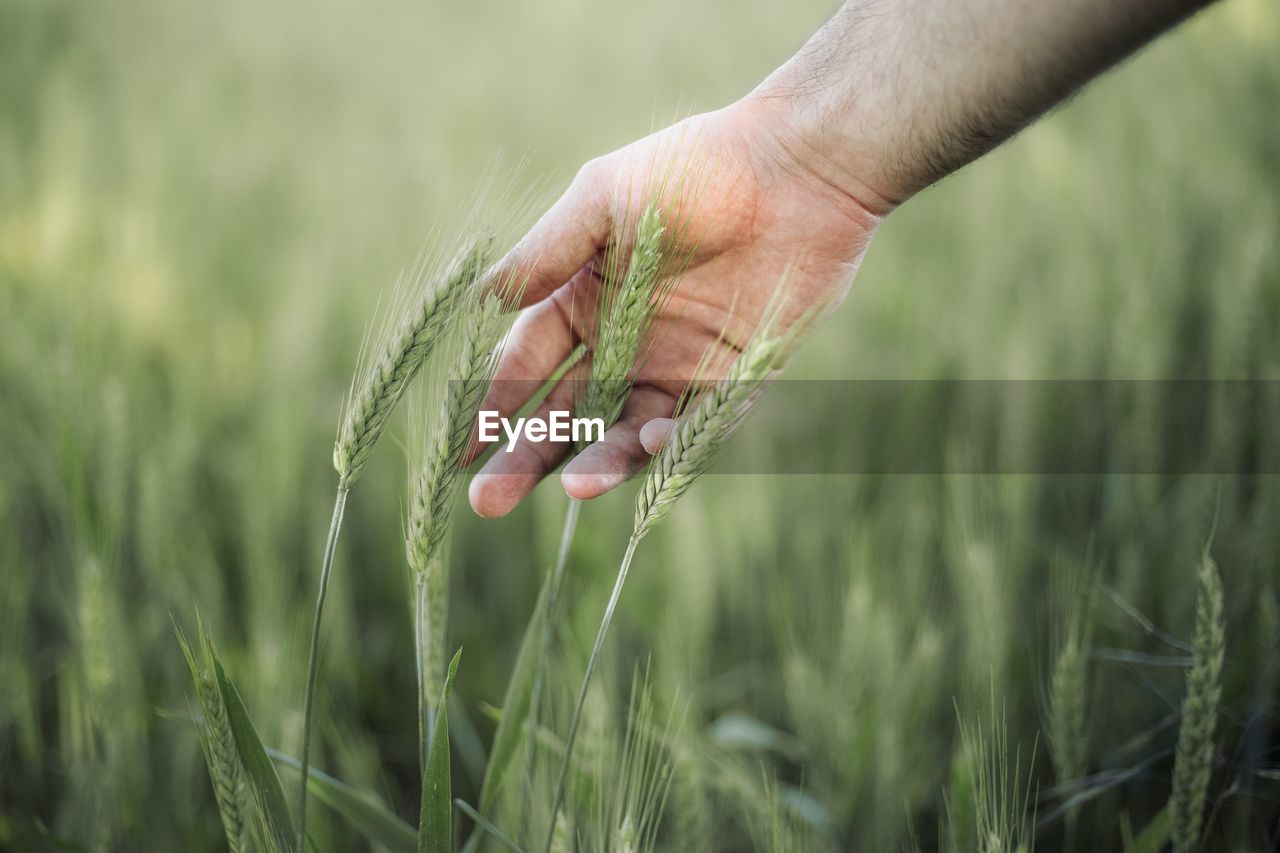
[268,747,416,853]
[475,571,551,828]
[421,648,463,853]
[211,647,296,853]
[1124,805,1169,853]
[453,800,523,853]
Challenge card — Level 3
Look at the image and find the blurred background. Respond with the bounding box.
[1,0,1278,849]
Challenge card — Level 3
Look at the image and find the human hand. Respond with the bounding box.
[467,97,885,518]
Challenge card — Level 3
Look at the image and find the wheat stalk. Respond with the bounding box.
[297,485,349,848]
[521,203,675,823]
[298,235,492,844]
[544,305,795,850]
[1169,552,1225,853]
[177,617,248,853]
[406,289,507,770]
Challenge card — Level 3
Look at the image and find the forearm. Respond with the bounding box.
[749,0,1215,212]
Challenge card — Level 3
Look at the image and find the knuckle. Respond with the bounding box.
[574,156,609,187]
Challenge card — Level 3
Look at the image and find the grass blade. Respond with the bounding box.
[454,800,524,853]
[1124,805,1170,853]
[467,568,552,851]
[421,648,463,853]
[268,747,416,853]
[211,649,297,853]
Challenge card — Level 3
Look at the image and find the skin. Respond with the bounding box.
[468,0,1214,518]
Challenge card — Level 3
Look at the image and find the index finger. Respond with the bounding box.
[488,159,613,308]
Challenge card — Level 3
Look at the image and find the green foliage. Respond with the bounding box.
[270,749,417,853]
[421,649,463,853]
[472,571,552,847]
[1123,805,1170,853]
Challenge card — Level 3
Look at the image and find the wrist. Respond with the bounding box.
[731,89,904,222]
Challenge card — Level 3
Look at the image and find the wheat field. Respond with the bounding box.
[1,0,1278,849]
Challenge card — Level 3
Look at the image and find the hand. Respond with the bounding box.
[466,97,885,518]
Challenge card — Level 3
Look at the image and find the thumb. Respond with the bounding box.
[492,158,613,307]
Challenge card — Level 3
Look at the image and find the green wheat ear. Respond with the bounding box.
[1047,628,1088,785]
[633,323,791,539]
[334,234,493,488]
[1169,551,1225,853]
[1046,559,1095,813]
[954,698,1034,853]
[176,613,249,853]
[592,669,677,853]
[576,202,671,431]
[405,288,507,581]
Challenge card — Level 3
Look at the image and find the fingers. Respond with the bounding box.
[561,385,677,501]
[467,363,588,518]
[460,288,579,466]
[638,418,677,454]
[491,160,613,308]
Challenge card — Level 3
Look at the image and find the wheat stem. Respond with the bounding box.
[414,566,438,773]
[543,499,583,678]
[297,485,348,848]
[545,534,640,853]
[551,499,583,616]
[517,497,583,827]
